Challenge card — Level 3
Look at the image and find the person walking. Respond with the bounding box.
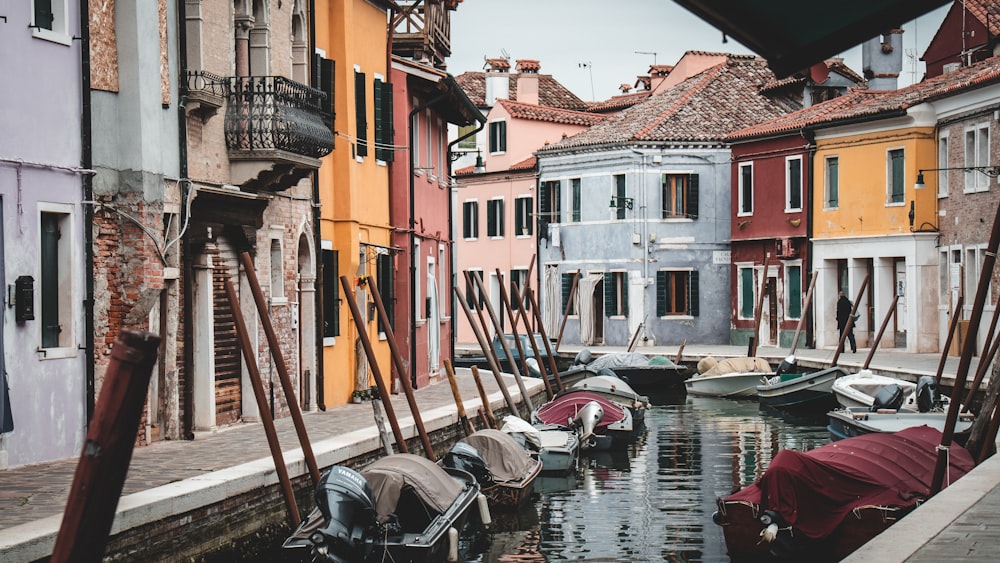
[836,291,857,353]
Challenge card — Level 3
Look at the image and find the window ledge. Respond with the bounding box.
[32,28,73,46]
[323,337,337,347]
[270,297,289,306]
[38,346,78,360]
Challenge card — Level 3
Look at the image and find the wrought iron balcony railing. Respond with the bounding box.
[224,76,334,159]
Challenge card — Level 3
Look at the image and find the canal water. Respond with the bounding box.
[470,391,831,562]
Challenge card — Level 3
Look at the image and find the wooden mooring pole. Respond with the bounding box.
[51,330,161,563]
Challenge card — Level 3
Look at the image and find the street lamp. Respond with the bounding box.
[609,196,634,210]
[914,166,1000,188]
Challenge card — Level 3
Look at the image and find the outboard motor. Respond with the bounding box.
[573,349,593,366]
[443,442,493,487]
[871,383,905,411]
[286,466,377,563]
[916,376,940,413]
[775,355,796,378]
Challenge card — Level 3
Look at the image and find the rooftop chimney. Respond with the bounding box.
[485,57,511,106]
[862,29,903,91]
[648,64,673,91]
[515,59,541,106]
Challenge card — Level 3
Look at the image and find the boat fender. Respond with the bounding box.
[446,527,459,561]
[477,493,492,527]
[916,376,940,412]
[760,523,779,543]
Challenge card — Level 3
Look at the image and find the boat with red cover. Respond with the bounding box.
[530,390,635,451]
[713,425,974,562]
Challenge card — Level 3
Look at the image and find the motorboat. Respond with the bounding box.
[500,415,580,474]
[284,454,490,563]
[756,357,849,413]
[531,390,635,450]
[832,369,919,408]
[713,425,975,562]
[684,356,773,398]
[567,373,651,422]
[444,429,543,510]
[583,351,690,392]
[827,376,973,444]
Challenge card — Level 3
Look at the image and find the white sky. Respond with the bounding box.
[448,1,952,102]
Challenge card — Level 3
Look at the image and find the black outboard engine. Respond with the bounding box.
[287,466,377,562]
[916,376,940,413]
[443,442,493,487]
[871,383,905,411]
[775,355,796,378]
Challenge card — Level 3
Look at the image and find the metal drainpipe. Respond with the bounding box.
[804,127,816,349]
[309,0,325,411]
[79,0,95,422]
[176,0,196,438]
[409,93,447,388]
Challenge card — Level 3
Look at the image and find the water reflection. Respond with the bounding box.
[478,391,830,562]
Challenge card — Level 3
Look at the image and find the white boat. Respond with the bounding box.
[685,356,773,398]
[500,415,580,474]
[569,373,651,421]
[832,369,919,408]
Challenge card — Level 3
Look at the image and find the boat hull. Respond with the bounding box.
[481,458,543,509]
[536,429,580,474]
[827,406,974,443]
[757,367,848,413]
[685,372,765,398]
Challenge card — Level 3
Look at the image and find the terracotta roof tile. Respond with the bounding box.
[965,0,1000,37]
[454,71,588,110]
[497,99,607,126]
[729,56,1000,141]
[454,156,536,176]
[586,90,653,113]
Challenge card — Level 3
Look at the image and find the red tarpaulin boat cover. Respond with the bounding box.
[534,390,626,429]
[724,425,974,539]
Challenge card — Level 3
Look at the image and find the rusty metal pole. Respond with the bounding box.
[455,285,520,416]
[470,365,497,429]
[223,280,300,528]
[862,295,899,369]
[238,252,320,486]
[443,359,475,436]
[507,276,554,399]
[51,330,161,563]
[937,295,964,383]
[555,271,580,351]
[364,275,436,460]
[339,276,409,455]
[526,288,564,392]
[471,271,534,413]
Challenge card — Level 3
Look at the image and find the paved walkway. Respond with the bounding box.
[0,343,997,561]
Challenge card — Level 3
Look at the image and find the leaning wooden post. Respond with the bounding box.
[223,280,300,527]
[789,271,818,355]
[470,365,498,429]
[832,273,869,367]
[508,276,555,399]
[932,199,1000,495]
[555,270,580,351]
[339,276,409,455]
[455,285,520,417]
[238,252,320,486]
[750,253,770,357]
[464,271,504,374]
[493,269,534,386]
[444,359,476,436]
[936,295,964,383]
[364,275,436,460]
[51,330,161,563]
[472,271,534,413]
[526,288,565,392]
[862,294,899,369]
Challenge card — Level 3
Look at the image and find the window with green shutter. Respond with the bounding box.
[656,270,697,316]
[322,249,340,338]
[354,69,368,157]
[740,267,754,319]
[888,149,905,203]
[787,265,802,319]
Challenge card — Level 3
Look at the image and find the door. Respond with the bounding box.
[212,236,242,426]
[766,277,778,345]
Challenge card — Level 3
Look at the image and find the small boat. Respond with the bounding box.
[583,351,690,392]
[531,390,635,450]
[685,356,773,398]
[756,358,849,413]
[832,369,919,408]
[827,376,974,443]
[444,429,543,509]
[453,333,557,371]
[284,454,489,563]
[713,425,975,562]
[567,373,651,422]
[500,415,580,474]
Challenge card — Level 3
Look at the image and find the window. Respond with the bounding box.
[738,163,753,215]
[425,109,433,172]
[373,76,394,163]
[457,124,477,150]
[487,198,505,237]
[411,97,421,168]
[439,245,448,319]
[376,252,393,333]
[489,120,507,153]
[437,119,445,181]
[32,0,70,43]
[463,200,479,239]
[739,266,754,319]
[540,180,561,223]
[561,272,578,314]
[571,178,582,222]
[514,197,533,236]
[938,134,949,197]
[414,239,422,322]
[40,211,74,348]
[466,270,485,309]
[965,123,991,192]
[786,156,802,211]
[786,265,802,319]
[888,148,905,203]
[825,156,839,208]
[662,173,697,218]
[605,271,629,317]
[613,174,627,220]
[510,269,529,310]
[656,270,699,316]
[270,239,284,300]
[322,248,340,338]
[354,68,368,158]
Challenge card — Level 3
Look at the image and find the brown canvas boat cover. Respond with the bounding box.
[699,356,771,376]
[461,429,538,484]
[362,453,465,522]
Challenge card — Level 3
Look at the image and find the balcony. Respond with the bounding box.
[224,76,334,192]
[391,0,457,68]
[185,70,227,119]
